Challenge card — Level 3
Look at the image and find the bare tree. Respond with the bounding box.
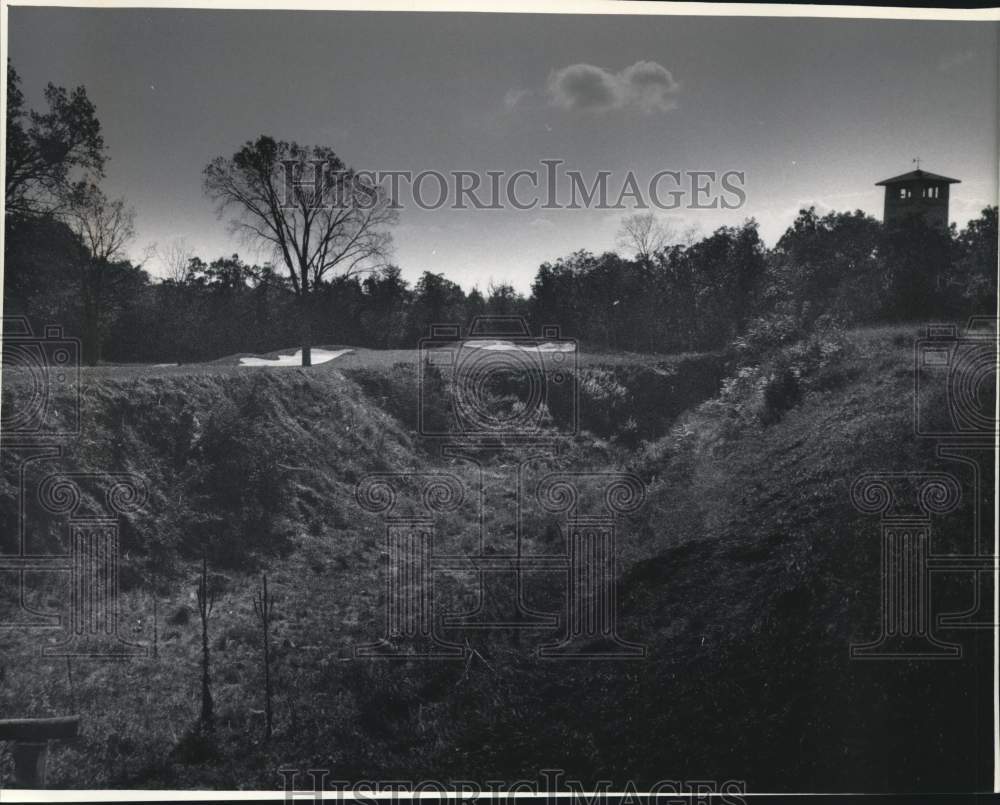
[155,238,196,283]
[616,212,677,264]
[65,182,135,261]
[196,556,217,731]
[680,223,702,247]
[251,574,275,740]
[203,136,398,365]
[63,182,136,365]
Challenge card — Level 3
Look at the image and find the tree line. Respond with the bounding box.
[4,63,997,365]
[7,205,996,364]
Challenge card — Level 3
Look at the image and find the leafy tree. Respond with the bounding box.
[530,250,597,342]
[185,254,261,290]
[361,265,411,348]
[949,206,998,316]
[767,208,882,326]
[465,287,487,325]
[5,62,106,217]
[485,281,524,316]
[407,271,467,340]
[3,213,88,329]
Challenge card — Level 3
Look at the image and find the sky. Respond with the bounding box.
[7,8,998,292]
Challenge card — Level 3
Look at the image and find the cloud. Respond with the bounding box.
[503,88,531,111]
[547,64,621,112]
[618,61,682,113]
[545,60,680,113]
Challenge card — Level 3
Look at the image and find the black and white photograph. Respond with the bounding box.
[0,0,997,800]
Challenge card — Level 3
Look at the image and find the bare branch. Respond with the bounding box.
[616,212,678,264]
[63,182,135,264]
[154,238,195,283]
[203,137,397,297]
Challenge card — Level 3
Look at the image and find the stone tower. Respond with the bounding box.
[876,167,960,228]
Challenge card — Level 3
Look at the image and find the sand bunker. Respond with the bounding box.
[240,348,353,367]
[463,340,575,353]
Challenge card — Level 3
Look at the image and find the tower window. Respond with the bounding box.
[899,187,911,200]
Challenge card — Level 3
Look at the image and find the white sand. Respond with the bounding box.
[240,348,353,367]
[464,340,575,353]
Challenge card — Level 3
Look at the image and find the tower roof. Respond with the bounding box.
[875,168,960,186]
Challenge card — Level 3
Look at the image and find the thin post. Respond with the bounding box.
[152,591,159,660]
[196,555,215,730]
[252,573,274,740]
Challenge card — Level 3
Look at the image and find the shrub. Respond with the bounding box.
[734,313,802,358]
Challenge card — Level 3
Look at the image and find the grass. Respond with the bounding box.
[0,325,992,791]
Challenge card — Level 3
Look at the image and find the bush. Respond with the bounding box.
[734,313,802,358]
[187,387,294,566]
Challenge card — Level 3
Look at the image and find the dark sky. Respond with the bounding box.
[8,8,998,290]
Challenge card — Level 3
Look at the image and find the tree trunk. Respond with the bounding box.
[81,292,101,367]
[200,623,213,728]
[299,280,313,366]
[302,298,312,366]
[81,260,108,367]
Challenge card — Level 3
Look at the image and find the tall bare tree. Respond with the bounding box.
[155,238,196,284]
[63,182,136,365]
[203,136,397,365]
[616,212,677,265]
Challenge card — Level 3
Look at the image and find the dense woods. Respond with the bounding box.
[5,204,997,364]
[4,63,996,365]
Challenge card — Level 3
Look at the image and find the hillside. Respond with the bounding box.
[0,326,992,792]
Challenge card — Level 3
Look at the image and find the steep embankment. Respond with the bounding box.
[0,367,428,788]
[1,367,421,567]
[316,326,991,793]
[598,325,992,791]
[0,330,991,792]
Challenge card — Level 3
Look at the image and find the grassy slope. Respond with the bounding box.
[0,368,424,787]
[312,325,989,792]
[599,325,992,791]
[0,327,992,791]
